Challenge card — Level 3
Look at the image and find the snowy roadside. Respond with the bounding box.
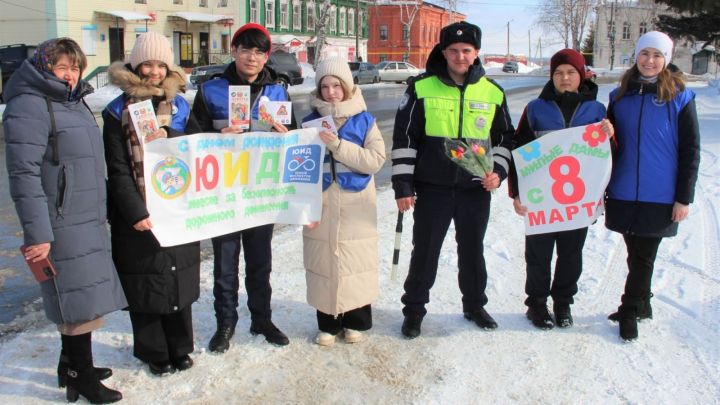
[0,82,718,403]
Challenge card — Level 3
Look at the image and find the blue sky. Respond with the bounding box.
[452,0,565,58]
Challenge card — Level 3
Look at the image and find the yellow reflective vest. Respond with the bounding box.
[414,75,505,140]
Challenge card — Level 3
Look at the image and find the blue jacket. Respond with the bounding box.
[605,75,700,237]
[303,111,373,192]
[509,79,606,198]
[103,93,192,132]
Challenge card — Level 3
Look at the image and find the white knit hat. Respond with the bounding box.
[129,32,174,69]
[315,57,354,91]
[635,31,673,68]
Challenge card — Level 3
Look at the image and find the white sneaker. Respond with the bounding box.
[343,329,363,344]
[314,332,336,346]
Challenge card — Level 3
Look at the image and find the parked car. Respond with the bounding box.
[190,51,304,88]
[585,66,597,81]
[376,61,422,83]
[502,60,519,73]
[1,44,36,102]
[349,62,379,84]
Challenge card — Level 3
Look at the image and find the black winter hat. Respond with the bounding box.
[440,21,482,50]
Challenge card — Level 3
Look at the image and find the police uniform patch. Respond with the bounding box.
[469,102,489,110]
[475,116,487,130]
[398,93,410,110]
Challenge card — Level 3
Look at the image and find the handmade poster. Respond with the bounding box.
[128,99,159,143]
[511,123,612,235]
[143,128,325,246]
[228,85,250,129]
[301,115,338,136]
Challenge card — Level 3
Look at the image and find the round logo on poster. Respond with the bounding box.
[151,157,192,199]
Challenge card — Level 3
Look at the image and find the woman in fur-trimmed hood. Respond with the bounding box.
[101,32,202,376]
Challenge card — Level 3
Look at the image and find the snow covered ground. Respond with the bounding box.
[0,82,718,404]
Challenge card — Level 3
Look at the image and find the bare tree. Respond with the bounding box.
[443,0,458,24]
[398,0,422,62]
[537,0,596,50]
[313,0,334,69]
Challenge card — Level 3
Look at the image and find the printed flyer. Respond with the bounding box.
[301,115,338,136]
[511,123,612,235]
[142,128,325,246]
[228,85,250,129]
[128,99,160,143]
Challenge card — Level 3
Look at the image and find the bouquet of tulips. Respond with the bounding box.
[444,138,494,177]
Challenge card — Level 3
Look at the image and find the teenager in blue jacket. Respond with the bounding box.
[509,49,613,330]
[605,31,700,341]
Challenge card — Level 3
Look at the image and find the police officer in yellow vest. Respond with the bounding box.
[391,21,515,338]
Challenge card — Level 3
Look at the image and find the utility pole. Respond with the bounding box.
[610,0,616,70]
[506,20,511,57]
[355,0,360,61]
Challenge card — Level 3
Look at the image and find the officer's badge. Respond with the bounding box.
[398,93,410,110]
[475,116,487,130]
[456,30,463,36]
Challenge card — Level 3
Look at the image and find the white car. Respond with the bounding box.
[376,61,422,83]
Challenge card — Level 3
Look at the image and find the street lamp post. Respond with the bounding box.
[355,0,360,61]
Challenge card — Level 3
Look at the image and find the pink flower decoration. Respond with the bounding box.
[582,124,607,148]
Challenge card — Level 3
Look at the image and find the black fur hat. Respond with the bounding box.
[440,21,482,50]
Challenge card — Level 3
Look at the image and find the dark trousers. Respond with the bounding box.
[620,234,662,309]
[402,186,491,316]
[212,224,274,328]
[317,305,372,335]
[524,227,588,307]
[129,306,194,363]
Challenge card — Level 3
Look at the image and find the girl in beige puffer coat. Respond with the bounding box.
[302,57,386,346]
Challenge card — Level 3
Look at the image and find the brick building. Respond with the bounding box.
[367,1,464,68]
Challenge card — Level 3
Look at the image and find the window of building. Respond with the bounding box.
[280,0,289,28]
[135,0,146,3]
[266,0,275,28]
[403,53,409,62]
[622,22,631,40]
[293,1,301,30]
[339,7,346,34]
[348,9,355,35]
[198,0,207,6]
[379,25,388,41]
[218,0,228,6]
[403,25,409,41]
[380,54,388,62]
[329,6,337,34]
[307,1,315,29]
[174,0,183,4]
[250,0,259,22]
[639,22,648,36]
[81,26,97,55]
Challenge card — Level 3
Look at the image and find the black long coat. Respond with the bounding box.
[102,64,201,314]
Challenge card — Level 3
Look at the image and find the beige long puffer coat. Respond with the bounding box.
[303,86,386,316]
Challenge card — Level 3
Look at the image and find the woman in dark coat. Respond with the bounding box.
[102,32,201,375]
[3,38,125,403]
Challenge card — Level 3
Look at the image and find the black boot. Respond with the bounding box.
[401,313,423,339]
[208,325,235,353]
[608,293,653,322]
[65,368,122,404]
[464,308,498,330]
[63,333,122,404]
[526,305,554,330]
[619,306,638,341]
[58,353,112,388]
[553,304,573,328]
[250,320,290,346]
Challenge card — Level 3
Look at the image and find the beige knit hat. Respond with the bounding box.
[315,57,354,91]
[129,32,174,69]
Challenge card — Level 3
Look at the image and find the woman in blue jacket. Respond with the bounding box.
[605,31,700,341]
